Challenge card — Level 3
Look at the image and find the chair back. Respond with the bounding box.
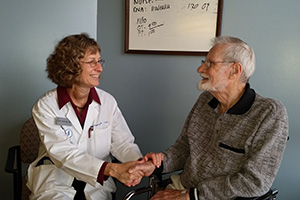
[20,117,40,164]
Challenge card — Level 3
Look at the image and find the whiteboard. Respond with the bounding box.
[125,0,223,55]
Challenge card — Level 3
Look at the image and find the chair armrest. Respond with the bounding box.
[152,168,183,188]
[5,145,23,200]
[123,169,183,200]
[5,145,21,174]
[271,188,278,196]
[123,176,156,200]
[123,186,153,200]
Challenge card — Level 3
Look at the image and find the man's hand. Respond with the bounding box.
[143,152,164,168]
[150,188,189,200]
[129,160,156,177]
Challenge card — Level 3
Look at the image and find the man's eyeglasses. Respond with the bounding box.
[201,60,235,69]
[81,59,105,68]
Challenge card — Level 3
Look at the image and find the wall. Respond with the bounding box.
[1,0,299,199]
[0,0,97,199]
[98,0,300,199]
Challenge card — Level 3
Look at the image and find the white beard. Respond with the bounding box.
[197,80,218,92]
[197,78,226,92]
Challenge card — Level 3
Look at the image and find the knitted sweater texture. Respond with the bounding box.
[163,86,288,200]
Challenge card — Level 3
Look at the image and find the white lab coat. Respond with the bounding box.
[27,87,142,200]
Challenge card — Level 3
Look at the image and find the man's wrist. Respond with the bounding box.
[181,189,189,200]
[186,189,190,200]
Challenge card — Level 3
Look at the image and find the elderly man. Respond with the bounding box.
[132,36,289,200]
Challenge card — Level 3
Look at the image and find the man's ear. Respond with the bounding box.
[230,62,242,76]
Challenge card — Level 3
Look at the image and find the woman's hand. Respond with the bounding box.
[104,161,144,187]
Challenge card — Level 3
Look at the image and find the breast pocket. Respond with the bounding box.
[88,123,111,159]
[218,142,246,173]
[219,142,245,154]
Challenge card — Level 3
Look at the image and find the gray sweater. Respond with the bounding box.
[163,84,288,200]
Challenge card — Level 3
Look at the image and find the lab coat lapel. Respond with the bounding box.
[65,104,82,134]
[84,101,99,131]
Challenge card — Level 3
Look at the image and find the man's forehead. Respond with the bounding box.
[207,43,229,59]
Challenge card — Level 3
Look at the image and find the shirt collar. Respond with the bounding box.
[208,83,256,115]
[57,86,101,109]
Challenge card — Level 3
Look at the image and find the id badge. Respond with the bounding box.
[56,117,72,126]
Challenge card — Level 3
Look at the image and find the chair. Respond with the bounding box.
[5,117,136,200]
[122,171,279,200]
[5,117,39,200]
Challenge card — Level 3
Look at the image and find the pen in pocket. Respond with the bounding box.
[88,126,94,138]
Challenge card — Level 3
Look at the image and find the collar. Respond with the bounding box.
[57,86,101,109]
[208,83,256,115]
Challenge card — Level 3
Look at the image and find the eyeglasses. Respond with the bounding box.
[201,60,235,69]
[81,59,105,68]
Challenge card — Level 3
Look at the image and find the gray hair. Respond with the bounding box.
[211,36,255,83]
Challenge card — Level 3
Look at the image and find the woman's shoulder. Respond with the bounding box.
[94,87,117,104]
[35,88,57,102]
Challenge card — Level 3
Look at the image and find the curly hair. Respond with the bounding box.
[46,33,101,87]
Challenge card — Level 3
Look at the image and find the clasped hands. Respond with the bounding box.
[127,155,190,200]
[105,152,164,187]
[107,152,189,200]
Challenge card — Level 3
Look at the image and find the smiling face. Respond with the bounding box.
[197,44,233,92]
[76,50,102,89]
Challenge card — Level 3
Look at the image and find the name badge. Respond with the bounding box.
[56,117,72,126]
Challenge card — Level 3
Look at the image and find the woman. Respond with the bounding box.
[27,33,144,200]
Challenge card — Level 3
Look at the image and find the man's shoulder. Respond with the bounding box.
[255,93,286,111]
[253,93,288,120]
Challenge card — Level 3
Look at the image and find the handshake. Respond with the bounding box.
[105,152,164,187]
[106,153,190,200]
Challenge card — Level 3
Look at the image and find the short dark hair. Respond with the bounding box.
[46,33,100,87]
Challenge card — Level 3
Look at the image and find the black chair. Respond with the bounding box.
[122,171,278,200]
[4,117,121,200]
[5,117,39,200]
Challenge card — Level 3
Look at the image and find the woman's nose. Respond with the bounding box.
[96,62,103,71]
